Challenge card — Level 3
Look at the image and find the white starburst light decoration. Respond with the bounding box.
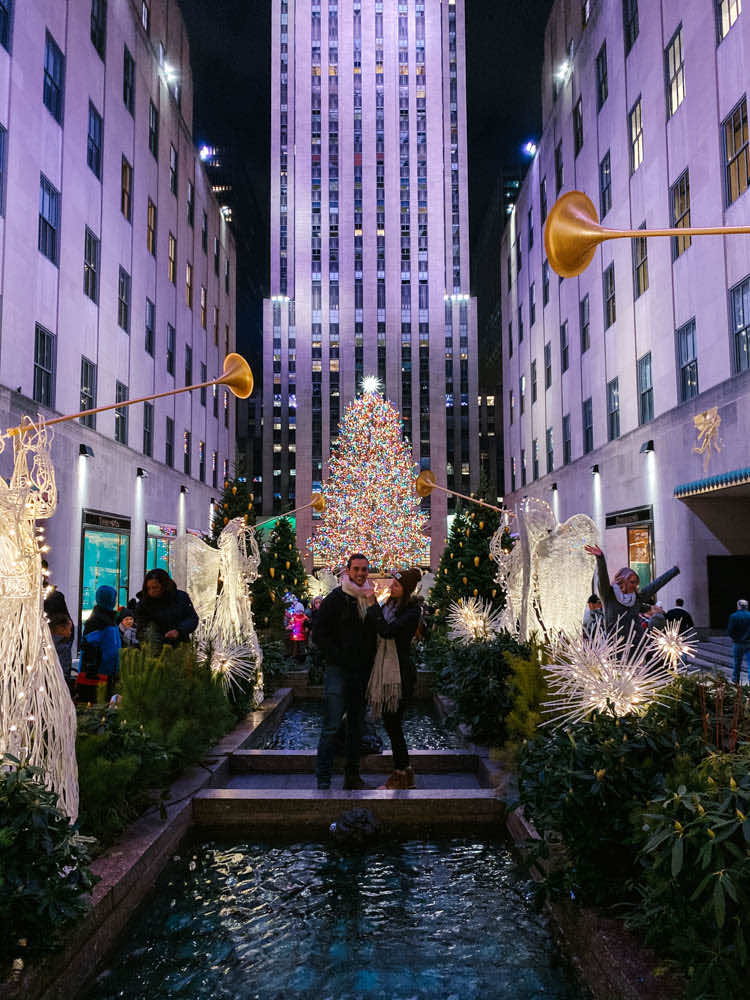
[361,374,382,395]
[648,621,697,672]
[542,623,676,728]
[446,597,504,645]
[203,639,258,694]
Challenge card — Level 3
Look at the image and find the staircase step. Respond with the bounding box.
[193,787,503,831]
[229,749,478,774]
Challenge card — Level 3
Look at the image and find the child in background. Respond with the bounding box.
[79,585,122,699]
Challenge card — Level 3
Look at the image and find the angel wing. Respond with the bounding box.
[171,533,221,623]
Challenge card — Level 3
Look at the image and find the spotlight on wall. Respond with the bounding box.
[551,482,558,491]
[136,467,149,478]
[180,485,191,495]
[523,140,538,157]
[79,444,94,458]
[591,464,600,475]
[639,439,655,454]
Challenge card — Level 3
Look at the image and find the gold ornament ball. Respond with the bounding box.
[462,576,468,585]
[269,567,275,578]
[223,516,228,525]
[288,544,292,550]
[232,486,237,495]
[248,502,253,510]
[450,553,454,560]
[264,616,269,624]
[479,521,484,530]
[244,514,249,523]
[457,561,462,569]
[473,556,480,567]
[224,480,229,489]
[459,541,463,548]
[446,585,451,592]
[285,560,291,569]
[250,493,255,502]
[473,588,479,596]
[270,591,276,601]
[491,589,497,598]
[443,568,448,575]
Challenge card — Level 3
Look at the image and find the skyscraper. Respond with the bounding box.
[262,0,479,566]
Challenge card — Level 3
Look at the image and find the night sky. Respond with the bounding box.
[178,0,554,349]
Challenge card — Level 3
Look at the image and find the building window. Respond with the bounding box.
[532,439,539,480]
[573,97,584,156]
[143,401,153,457]
[582,0,592,27]
[528,208,534,249]
[168,232,176,283]
[141,1,150,34]
[607,377,620,440]
[199,441,206,483]
[562,413,571,465]
[544,340,552,388]
[169,144,178,195]
[123,45,135,115]
[529,282,536,326]
[731,275,750,372]
[518,304,524,343]
[183,430,191,476]
[546,427,554,474]
[531,360,537,403]
[632,224,648,298]
[117,266,130,331]
[186,180,194,227]
[555,141,564,193]
[186,261,193,308]
[599,150,612,218]
[723,97,749,206]
[166,323,175,375]
[165,416,174,467]
[603,262,616,328]
[80,357,97,428]
[213,306,219,346]
[0,124,5,213]
[201,211,208,254]
[115,381,128,444]
[560,320,569,372]
[148,101,158,158]
[596,42,608,110]
[87,102,103,178]
[145,297,155,356]
[623,0,639,55]
[582,397,593,453]
[671,169,691,258]
[542,259,550,306]
[629,97,643,172]
[638,352,654,423]
[200,286,207,328]
[580,293,590,352]
[213,237,220,275]
[0,0,13,51]
[509,389,514,424]
[184,344,192,388]
[43,32,64,123]
[717,0,742,42]
[33,324,55,408]
[146,198,157,255]
[213,384,219,418]
[83,227,99,302]
[38,174,60,265]
[224,259,230,295]
[120,156,132,221]
[519,374,526,415]
[520,448,527,487]
[90,0,106,58]
[665,26,685,118]
[540,176,548,222]
[200,362,207,406]
[677,318,699,401]
[212,451,218,489]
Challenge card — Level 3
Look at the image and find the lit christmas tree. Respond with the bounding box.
[308,380,430,570]
[212,468,254,546]
[252,516,309,630]
[430,502,503,622]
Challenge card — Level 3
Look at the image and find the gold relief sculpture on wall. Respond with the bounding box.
[693,406,722,474]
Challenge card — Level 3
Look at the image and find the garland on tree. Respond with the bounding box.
[308,383,429,570]
[429,504,504,623]
[252,517,309,630]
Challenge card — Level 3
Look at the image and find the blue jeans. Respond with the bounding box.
[733,644,750,684]
[316,663,367,785]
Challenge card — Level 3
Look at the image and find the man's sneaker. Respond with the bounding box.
[378,770,407,790]
[342,774,369,790]
[403,766,416,789]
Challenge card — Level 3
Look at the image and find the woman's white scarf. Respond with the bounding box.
[612,582,637,607]
[340,573,370,620]
[367,602,401,717]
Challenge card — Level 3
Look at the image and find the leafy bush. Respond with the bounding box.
[119,644,234,771]
[629,750,750,999]
[259,637,289,694]
[76,708,169,845]
[423,632,528,743]
[0,756,96,967]
[503,644,548,748]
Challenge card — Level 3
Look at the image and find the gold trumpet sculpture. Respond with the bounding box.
[8,352,254,436]
[254,492,326,528]
[415,469,512,516]
[545,190,750,278]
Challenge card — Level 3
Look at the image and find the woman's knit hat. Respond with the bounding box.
[390,567,421,600]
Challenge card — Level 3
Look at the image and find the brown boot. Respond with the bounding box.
[403,766,415,789]
[379,770,407,790]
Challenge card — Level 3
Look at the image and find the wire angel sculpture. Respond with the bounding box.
[171,517,264,702]
[490,497,599,640]
[0,419,78,819]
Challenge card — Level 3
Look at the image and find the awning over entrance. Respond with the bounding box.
[674,466,750,500]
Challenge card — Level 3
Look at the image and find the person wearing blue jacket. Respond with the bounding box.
[728,599,750,684]
[81,585,122,696]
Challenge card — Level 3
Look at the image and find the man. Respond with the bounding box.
[582,594,603,638]
[665,598,695,633]
[727,599,750,684]
[584,544,679,639]
[313,553,378,790]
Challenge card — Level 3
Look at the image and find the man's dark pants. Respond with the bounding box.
[316,663,367,785]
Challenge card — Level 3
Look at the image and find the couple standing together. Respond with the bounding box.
[312,554,422,791]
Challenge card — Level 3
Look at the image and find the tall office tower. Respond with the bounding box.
[262,0,479,567]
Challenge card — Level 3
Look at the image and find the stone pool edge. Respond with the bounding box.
[0,688,294,1000]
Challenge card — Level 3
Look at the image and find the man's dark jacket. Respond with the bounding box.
[311,586,377,673]
[133,583,199,644]
[728,608,750,644]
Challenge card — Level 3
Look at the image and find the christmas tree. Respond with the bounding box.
[212,469,254,545]
[252,517,309,631]
[429,502,503,622]
[308,382,429,570]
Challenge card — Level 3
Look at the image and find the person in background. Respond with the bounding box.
[643,603,667,632]
[133,568,199,650]
[80,585,122,697]
[582,594,603,638]
[117,609,139,648]
[48,613,73,685]
[584,544,679,639]
[665,598,695,633]
[365,568,422,790]
[728,599,750,685]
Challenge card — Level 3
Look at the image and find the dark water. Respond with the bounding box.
[89,838,584,999]
[257,702,465,751]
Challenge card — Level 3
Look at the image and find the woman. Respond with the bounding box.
[584,544,678,639]
[133,568,199,650]
[365,568,422,790]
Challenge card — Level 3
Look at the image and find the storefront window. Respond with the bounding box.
[80,512,131,621]
[146,522,177,574]
[627,524,653,589]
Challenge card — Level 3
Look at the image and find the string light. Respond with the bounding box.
[446,597,504,644]
[648,621,698,672]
